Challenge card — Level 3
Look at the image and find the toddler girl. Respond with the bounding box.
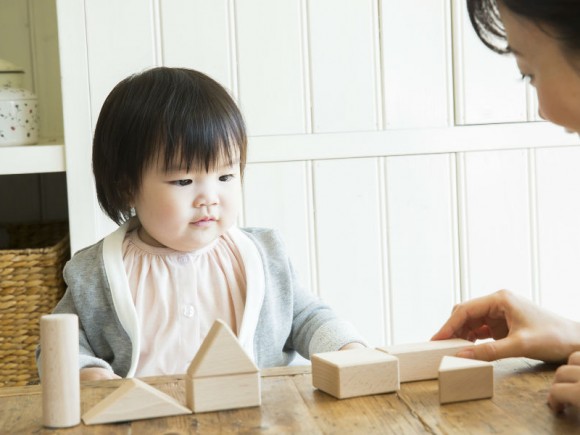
[39,67,365,381]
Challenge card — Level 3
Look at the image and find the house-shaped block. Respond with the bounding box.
[185,319,261,413]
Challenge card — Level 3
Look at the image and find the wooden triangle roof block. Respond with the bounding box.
[186,319,260,413]
[82,378,191,425]
[187,319,258,378]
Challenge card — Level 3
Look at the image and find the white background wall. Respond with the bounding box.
[2,0,580,348]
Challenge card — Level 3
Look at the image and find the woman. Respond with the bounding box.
[432,0,580,414]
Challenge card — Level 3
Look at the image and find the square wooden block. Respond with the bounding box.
[377,339,472,382]
[439,356,494,404]
[312,348,399,399]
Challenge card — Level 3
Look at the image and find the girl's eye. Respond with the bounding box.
[219,174,234,182]
[173,179,192,186]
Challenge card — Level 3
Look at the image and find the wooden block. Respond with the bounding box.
[40,314,80,428]
[377,339,472,382]
[439,356,493,404]
[186,372,261,413]
[82,378,191,425]
[186,319,260,412]
[311,348,399,399]
[187,319,258,378]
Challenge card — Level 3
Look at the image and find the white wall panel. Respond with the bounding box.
[459,150,533,300]
[535,147,580,320]
[49,0,580,344]
[381,0,452,128]
[242,161,313,293]
[453,0,527,124]
[308,0,379,133]
[84,0,157,240]
[160,0,233,91]
[56,0,100,253]
[236,0,307,136]
[85,0,156,129]
[385,154,459,344]
[313,158,384,346]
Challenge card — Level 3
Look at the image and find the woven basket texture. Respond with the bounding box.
[0,222,69,387]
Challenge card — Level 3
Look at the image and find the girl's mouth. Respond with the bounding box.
[192,216,216,225]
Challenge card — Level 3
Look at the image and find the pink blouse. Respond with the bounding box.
[122,227,247,377]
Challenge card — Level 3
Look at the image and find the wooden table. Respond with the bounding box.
[1,359,579,433]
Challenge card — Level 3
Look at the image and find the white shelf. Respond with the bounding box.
[0,139,65,175]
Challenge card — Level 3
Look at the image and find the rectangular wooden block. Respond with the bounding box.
[186,372,261,413]
[311,348,399,399]
[439,356,494,404]
[377,339,472,382]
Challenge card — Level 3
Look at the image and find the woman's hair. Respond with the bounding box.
[467,0,580,55]
[93,67,247,225]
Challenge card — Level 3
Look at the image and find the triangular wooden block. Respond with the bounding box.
[187,319,258,378]
[82,378,191,425]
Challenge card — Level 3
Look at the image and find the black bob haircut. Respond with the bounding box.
[467,0,580,55]
[92,67,247,225]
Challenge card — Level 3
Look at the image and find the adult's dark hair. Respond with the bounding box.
[467,0,580,55]
[93,67,247,225]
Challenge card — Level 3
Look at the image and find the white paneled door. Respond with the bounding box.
[385,154,459,344]
[458,150,534,301]
[313,158,385,346]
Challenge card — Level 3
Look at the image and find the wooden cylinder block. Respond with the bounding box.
[40,314,80,428]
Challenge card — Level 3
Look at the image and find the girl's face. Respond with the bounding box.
[498,2,580,133]
[132,154,242,252]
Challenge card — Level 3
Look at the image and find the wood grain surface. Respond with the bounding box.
[1,359,579,434]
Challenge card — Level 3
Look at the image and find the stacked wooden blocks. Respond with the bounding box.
[185,320,261,413]
[312,348,399,399]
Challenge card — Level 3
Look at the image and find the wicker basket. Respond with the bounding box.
[0,222,70,387]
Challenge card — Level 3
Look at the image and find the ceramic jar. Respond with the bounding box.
[0,86,39,146]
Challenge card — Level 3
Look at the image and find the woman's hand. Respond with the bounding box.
[432,290,580,362]
[548,352,580,414]
[80,367,121,381]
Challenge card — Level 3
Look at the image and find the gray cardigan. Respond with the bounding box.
[37,226,364,377]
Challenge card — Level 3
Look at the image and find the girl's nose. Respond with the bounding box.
[193,192,219,208]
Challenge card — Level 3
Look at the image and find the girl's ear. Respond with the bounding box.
[119,176,136,211]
